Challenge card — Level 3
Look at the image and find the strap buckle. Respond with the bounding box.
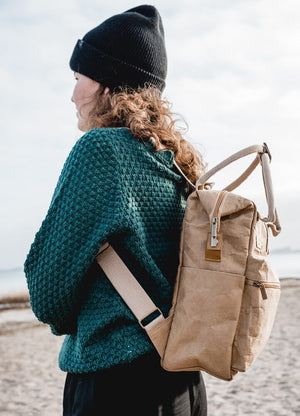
[139,308,164,329]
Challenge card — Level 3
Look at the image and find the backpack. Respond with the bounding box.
[96,143,282,381]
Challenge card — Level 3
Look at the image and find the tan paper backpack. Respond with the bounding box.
[97,143,282,381]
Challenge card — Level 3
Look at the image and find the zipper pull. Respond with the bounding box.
[211,217,218,247]
[253,281,268,300]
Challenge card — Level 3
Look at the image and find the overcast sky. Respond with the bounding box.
[1,0,300,269]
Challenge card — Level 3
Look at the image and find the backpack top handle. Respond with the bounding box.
[196,143,281,236]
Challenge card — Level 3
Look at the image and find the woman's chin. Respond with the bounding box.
[77,120,88,132]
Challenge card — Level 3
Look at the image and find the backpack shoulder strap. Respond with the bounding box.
[95,243,164,330]
[173,160,196,190]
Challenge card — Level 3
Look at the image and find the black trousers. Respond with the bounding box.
[63,352,207,416]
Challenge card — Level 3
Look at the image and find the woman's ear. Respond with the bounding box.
[104,87,110,95]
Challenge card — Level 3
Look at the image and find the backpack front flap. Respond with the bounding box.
[193,189,255,274]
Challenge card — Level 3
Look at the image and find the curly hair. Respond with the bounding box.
[85,85,206,185]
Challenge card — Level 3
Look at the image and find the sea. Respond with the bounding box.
[0,251,299,298]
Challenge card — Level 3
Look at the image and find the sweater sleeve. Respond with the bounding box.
[24,129,124,335]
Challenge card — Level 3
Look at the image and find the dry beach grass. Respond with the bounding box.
[0,278,299,416]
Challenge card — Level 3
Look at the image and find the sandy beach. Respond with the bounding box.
[0,278,299,416]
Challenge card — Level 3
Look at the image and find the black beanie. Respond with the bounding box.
[69,5,167,92]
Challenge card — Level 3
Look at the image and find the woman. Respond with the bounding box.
[25,5,207,415]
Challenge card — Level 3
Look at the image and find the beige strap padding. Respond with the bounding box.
[96,243,165,331]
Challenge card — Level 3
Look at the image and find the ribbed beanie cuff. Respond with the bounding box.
[70,39,166,91]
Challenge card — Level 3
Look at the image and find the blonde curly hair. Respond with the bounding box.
[85,85,206,185]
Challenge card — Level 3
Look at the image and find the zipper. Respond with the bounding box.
[211,217,218,247]
[210,190,227,247]
[246,279,281,300]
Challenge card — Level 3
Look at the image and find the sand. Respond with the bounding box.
[0,278,299,416]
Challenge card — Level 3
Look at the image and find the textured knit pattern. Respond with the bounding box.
[24,127,187,373]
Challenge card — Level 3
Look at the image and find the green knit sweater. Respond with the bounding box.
[24,127,187,373]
